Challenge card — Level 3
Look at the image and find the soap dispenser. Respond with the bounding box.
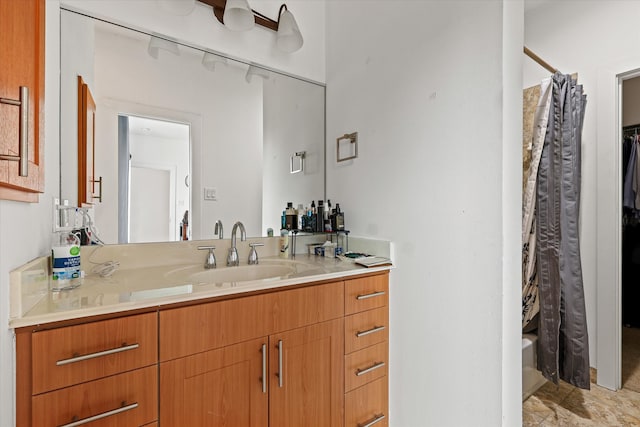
[51,231,81,290]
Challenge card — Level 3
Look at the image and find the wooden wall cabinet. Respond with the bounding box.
[0,0,45,202]
[77,76,99,205]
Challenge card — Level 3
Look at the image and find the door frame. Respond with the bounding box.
[596,59,640,390]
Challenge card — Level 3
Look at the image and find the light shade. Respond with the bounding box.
[148,36,180,59]
[223,0,255,31]
[276,8,303,53]
[202,52,227,71]
[245,65,270,83]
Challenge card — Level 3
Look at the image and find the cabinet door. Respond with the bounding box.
[78,76,97,205]
[160,337,268,427]
[0,0,44,202]
[270,318,344,427]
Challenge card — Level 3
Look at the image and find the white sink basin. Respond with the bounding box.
[163,259,321,284]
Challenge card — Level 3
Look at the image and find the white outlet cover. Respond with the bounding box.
[204,187,217,201]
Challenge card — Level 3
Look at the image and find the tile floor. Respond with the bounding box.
[523,327,640,426]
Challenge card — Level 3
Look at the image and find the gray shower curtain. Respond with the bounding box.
[536,72,590,389]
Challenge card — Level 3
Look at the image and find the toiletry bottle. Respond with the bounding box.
[335,203,345,230]
[297,204,304,231]
[51,231,82,291]
[326,200,332,221]
[310,200,317,232]
[281,210,286,230]
[330,207,337,232]
[279,229,290,258]
[285,202,297,230]
[317,200,324,232]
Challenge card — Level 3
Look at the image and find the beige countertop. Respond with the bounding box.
[9,254,391,329]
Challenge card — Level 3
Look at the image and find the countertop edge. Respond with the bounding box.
[9,265,392,329]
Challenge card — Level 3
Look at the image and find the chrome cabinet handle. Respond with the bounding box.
[356,291,385,300]
[277,340,283,388]
[0,86,29,177]
[59,402,138,427]
[356,325,386,338]
[261,343,267,393]
[356,361,386,376]
[358,413,386,427]
[91,176,103,202]
[56,343,139,366]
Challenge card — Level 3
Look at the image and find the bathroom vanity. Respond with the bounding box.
[11,249,390,427]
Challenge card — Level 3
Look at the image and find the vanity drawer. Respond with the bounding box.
[345,274,388,315]
[345,307,388,354]
[160,280,344,361]
[345,342,388,392]
[32,365,157,427]
[32,312,158,394]
[345,376,388,427]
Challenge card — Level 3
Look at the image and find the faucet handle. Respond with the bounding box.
[248,243,264,265]
[197,246,217,269]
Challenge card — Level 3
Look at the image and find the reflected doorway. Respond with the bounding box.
[118,115,190,243]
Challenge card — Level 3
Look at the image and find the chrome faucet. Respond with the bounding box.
[227,221,246,266]
[248,243,264,265]
[197,245,217,269]
[214,220,223,239]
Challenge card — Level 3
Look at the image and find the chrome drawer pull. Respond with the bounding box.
[56,343,139,366]
[358,413,386,427]
[0,86,29,177]
[356,291,385,300]
[356,325,385,338]
[356,361,386,376]
[59,402,138,427]
[261,343,267,393]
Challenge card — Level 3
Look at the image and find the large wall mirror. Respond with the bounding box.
[60,8,325,243]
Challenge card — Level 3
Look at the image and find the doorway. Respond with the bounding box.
[595,61,640,392]
[620,77,640,393]
[118,115,190,243]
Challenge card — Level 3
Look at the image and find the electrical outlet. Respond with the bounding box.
[204,187,217,201]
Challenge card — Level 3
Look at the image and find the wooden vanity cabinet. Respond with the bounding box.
[159,281,346,427]
[343,274,390,427]
[16,272,390,427]
[16,312,159,427]
[0,0,45,202]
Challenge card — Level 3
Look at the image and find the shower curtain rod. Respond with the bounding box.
[524,46,558,74]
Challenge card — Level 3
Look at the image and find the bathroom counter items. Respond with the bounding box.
[9,249,392,329]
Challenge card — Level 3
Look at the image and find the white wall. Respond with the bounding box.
[262,73,325,233]
[59,11,95,205]
[524,0,640,377]
[0,2,61,426]
[325,1,521,425]
[90,23,263,241]
[61,0,326,83]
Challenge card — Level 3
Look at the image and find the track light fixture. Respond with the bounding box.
[197,0,303,53]
[148,35,180,59]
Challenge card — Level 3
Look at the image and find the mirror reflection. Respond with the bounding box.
[60,9,325,243]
